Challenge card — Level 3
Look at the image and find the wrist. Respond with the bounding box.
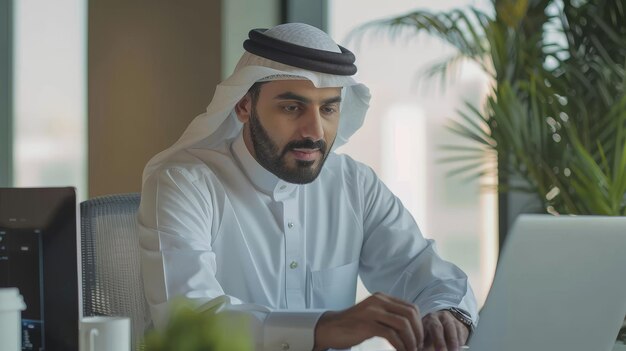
[313,311,334,351]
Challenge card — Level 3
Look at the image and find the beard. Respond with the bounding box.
[248,107,333,184]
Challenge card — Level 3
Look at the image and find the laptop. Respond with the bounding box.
[468,214,626,351]
[0,187,81,351]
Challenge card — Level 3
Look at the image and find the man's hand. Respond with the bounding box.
[313,292,471,351]
[313,292,424,351]
[421,310,470,351]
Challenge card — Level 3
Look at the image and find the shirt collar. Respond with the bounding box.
[231,130,297,199]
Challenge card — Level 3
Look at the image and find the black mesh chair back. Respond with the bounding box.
[80,193,149,349]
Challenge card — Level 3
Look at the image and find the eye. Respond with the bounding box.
[282,104,302,113]
[321,104,339,115]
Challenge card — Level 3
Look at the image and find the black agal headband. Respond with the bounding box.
[243,28,357,76]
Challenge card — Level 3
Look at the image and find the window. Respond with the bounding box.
[13,0,87,199]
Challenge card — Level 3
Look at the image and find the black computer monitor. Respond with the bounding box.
[0,187,79,351]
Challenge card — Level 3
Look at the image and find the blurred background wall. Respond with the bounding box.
[88,0,222,197]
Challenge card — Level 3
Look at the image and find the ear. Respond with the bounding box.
[235,93,252,123]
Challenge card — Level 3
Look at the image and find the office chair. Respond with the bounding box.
[80,193,150,349]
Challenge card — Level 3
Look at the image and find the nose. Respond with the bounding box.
[299,108,324,141]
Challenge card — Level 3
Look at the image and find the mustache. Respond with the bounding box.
[283,139,327,154]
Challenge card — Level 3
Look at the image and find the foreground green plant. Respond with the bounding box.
[143,299,252,351]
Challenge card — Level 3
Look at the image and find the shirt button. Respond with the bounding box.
[287,222,294,229]
[289,261,298,269]
[279,185,286,190]
[281,342,290,350]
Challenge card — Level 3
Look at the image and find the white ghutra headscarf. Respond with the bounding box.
[142,23,371,182]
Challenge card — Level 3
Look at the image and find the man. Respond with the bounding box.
[138,23,477,351]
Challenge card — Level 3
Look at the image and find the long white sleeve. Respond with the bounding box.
[358,164,478,322]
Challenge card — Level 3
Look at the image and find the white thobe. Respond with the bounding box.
[138,131,477,351]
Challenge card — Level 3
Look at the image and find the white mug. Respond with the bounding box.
[0,288,26,351]
[79,316,130,351]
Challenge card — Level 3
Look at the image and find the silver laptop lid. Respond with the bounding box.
[469,214,626,351]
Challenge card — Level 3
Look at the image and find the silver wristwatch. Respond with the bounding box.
[444,307,475,333]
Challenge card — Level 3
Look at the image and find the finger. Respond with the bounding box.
[456,321,468,346]
[425,317,447,351]
[384,295,426,345]
[371,323,406,351]
[440,316,459,350]
[373,294,424,347]
[422,328,433,349]
[372,310,417,351]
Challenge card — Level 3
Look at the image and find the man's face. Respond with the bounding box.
[237,80,342,184]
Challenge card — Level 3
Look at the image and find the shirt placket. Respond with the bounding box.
[279,190,305,309]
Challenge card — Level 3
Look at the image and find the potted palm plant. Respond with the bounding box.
[356,0,626,216]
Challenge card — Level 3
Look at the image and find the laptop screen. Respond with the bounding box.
[468,214,626,351]
[0,187,80,351]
